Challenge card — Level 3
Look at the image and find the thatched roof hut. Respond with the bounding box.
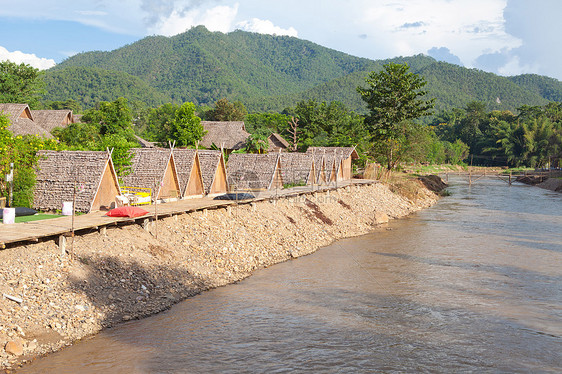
[173,148,205,198]
[198,150,229,196]
[0,103,53,138]
[268,133,290,152]
[279,152,315,186]
[200,121,250,151]
[122,148,181,201]
[306,146,358,180]
[227,153,283,191]
[34,150,121,213]
[30,110,74,133]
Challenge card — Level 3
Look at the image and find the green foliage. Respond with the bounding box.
[208,98,247,121]
[143,103,180,144]
[358,63,435,169]
[43,99,82,112]
[172,102,205,147]
[287,100,368,151]
[41,27,562,116]
[0,114,64,207]
[244,133,269,154]
[434,101,561,167]
[244,112,292,135]
[42,66,170,110]
[0,61,45,108]
[83,97,134,136]
[12,166,36,208]
[53,98,137,177]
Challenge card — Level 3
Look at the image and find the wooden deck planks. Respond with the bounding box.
[0,180,376,247]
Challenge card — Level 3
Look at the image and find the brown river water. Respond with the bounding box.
[19,177,562,373]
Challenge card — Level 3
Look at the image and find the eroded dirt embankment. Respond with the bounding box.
[1,178,443,371]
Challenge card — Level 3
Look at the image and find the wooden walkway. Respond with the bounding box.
[0,179,376,248]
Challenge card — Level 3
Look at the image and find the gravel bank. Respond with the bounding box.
[1,179,441,371]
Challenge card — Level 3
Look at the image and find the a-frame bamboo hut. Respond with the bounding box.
[227,153,283,191]
[30,110,74,133]
[34,150,121,213]
[173,148,205,199]
[198,150,229,196]
[279,152,315,186]
[0,103,53,138]
[122,148,181,201]
[306,146,359,181]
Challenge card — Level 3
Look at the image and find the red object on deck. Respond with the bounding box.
[105,206,149,218]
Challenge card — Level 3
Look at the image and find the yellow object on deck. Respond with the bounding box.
[121,187,153,205]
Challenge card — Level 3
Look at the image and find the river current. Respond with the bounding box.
[19,177,562,373]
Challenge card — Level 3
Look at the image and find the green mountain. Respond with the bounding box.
[43,26,562,114]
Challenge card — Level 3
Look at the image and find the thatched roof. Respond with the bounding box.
[306,146,359,160]
[34,150,119,213]
[312,153,326,184]
[0,103,54,138]
[322,152,340,181]
[227,153,282,190]
[268,133,290,151]
[200,121,250,150]
[173,148,203,196]
[122,148,178,195]
[30,110,73,133]
[198,150,227,194]
[279,152,314,185]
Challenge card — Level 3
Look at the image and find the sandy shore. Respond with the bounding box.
[1,177,443,371]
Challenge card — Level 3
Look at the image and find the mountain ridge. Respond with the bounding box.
[43,25,561,114]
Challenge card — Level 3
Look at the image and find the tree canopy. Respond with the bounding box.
[0,61,44,108]
[357,63,435,170]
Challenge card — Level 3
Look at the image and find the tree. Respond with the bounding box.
[357,63,434,170]
[144,103,180,144]
[82,97,134,136]
[0,61,45,108]
[287,117,300,151]
[245,134,269,154]
[171,102,206,147]
[209,98,247,121]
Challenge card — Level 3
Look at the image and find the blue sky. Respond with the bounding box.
[0,0,561,81]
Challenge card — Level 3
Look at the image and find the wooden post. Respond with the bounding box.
[142,218,150,231]
[509,171,512,185]
[99,226,107,236]
[58,235,66,257]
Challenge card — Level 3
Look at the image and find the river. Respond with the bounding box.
[19,177,562,373]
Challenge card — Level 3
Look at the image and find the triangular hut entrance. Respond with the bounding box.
[279,152,315,186]
[122,148,181,201]
[198,150,229,196]
[173,148,205,199]
[34,150,121,213]
[227,153,284,191]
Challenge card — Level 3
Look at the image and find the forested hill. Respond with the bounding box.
[43,25,562,113]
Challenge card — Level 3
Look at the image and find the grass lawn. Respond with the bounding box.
[14,214,63,223]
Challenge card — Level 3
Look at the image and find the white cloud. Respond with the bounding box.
[497,55,539,77]
[0,46,56,70]
[358,0,521,66]
[236,18,298,37]
[148,4,238,36]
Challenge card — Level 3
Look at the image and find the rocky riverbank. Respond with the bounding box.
[1,177,444,371]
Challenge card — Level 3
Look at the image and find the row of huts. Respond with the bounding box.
[33,146,358,213]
